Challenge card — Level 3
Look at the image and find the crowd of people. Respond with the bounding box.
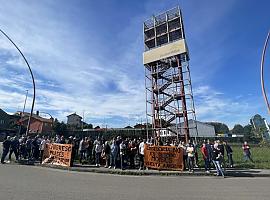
[1,134,254,176]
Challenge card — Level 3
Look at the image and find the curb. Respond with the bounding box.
[37,164,214,177]
[36,164,270,178]
[9,160,270,177]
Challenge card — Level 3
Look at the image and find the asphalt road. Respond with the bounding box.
[0,165,270,200]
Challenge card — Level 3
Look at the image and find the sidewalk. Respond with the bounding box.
[35,163,270,177]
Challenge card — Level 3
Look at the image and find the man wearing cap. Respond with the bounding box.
[1,136,11,164]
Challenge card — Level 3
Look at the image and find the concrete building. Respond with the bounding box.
[67,113,82,127]
[160,120,215,138]
[17,111,53,134]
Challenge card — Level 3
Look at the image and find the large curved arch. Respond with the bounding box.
[0,29,36,136]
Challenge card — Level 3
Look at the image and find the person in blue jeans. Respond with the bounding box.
[212,143,224,177]
[109,139,119,169]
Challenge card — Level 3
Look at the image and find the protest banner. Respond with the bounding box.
[42,143,72,167]
[144,144,184,171]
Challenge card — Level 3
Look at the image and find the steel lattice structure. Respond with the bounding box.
[143,7,197,142]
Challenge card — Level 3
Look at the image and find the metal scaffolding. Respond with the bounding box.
[143,7,197,143]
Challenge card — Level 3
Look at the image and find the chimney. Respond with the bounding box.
[36,111,39,116]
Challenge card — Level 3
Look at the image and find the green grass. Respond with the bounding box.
[198,144,270,169]
[231,145,270,169]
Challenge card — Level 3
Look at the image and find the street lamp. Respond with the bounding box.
[39,111,54,136]
[0,29,36,136]
[261,30,270,114]
[18,89,28,135]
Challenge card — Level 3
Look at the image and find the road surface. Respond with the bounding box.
[0,165,270,200]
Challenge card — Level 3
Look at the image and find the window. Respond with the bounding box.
[157,34,168,46]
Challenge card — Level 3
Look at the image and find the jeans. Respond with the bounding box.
[120,154,126,169]
[244,153,253,162]
[79,150,86,164]
[227,153,234,167]
[139,154,144,169]
[9,148,19,160]
[187,156,194,171]
[95,152,101,165]
[204,158,210,171]
[213,160,224,176]
[1,148,9,163]
[110,153,117,167]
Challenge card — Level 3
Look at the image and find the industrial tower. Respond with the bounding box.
[143,7,197,143]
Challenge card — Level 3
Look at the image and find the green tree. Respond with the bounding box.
[206,122,229,134]
[53,119,68,136]
[231,124,244,135]
[243,124,255,141]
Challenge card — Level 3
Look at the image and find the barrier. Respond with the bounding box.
[144,144,184,171]
[42,143,72,167]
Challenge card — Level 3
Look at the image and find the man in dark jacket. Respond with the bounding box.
[9,136,20,161]
[224,141,233,168]
[1,136,11,164]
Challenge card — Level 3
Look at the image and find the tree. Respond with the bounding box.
[243,124,255,141]
[206,122,229,134]
[52,119,68,136]
[231,124,244,135]
[84,123,93,129]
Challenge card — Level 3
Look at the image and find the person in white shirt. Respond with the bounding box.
[39,136,49,164]
[139,139,146,170]
[95,140,103,167]
[186,142,195,172]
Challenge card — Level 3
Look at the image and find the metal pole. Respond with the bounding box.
[39,111,54,136]
[261,30,270,114]
[18,90,28,134]
[0,29,36,136]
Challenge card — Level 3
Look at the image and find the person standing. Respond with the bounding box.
[39,136,49,164]
[95,140,103,167]
[103,141,111,168]
[59,135,66,144]
[128,140,137,169]
[25,136,32,160]
[79,137,87,164]
[186,142,195,172]
[31,136,40,160]
[67,136,75,167]
[120,140,127,170]
[1,136,11,164]
[242,141,253,162]
[109,139,119,169]
[224,141,233,168]
[201,142,210,173]
[206,139,213,169]
[212,143,224,177]
[178,141,188,170]
[139,139,146,170]
[9,136,19,161]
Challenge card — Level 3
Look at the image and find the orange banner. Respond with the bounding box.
[144,144,184,171]
[42,143,72,167]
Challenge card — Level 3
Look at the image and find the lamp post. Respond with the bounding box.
[261,30,270,114]
[39,111,54,135]
[18,89,28,135]
[0,29,36,136]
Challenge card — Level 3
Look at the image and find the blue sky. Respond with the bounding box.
[0,0,269,128]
